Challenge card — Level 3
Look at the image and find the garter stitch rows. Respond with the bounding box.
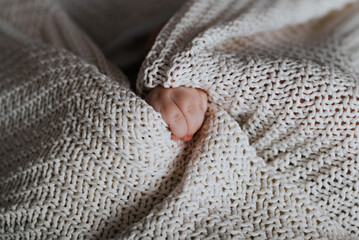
[1,0,359,239]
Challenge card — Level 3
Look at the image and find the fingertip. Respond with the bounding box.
[183,135,193,141]
[171,134,181,141]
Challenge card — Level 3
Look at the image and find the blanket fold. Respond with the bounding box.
[1,0,359,239]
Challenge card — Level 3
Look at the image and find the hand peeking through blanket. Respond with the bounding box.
[146,86,208,141]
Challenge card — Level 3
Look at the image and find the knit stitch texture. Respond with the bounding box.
[1,0,359,239]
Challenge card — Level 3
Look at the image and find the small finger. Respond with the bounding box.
[171,90,204,136]
[145,87,163,112]
[171,134,181,141]
[161,99,188,140]
[182,135,193,141]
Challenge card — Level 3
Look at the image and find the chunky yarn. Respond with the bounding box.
[1,0,359,239]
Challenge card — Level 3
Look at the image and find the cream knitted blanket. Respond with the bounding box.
[1,0,359,239]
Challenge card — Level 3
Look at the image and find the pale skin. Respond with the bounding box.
[145,86,208,141]
[144,23,208,141]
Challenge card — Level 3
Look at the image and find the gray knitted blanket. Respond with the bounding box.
[1,0,359,239]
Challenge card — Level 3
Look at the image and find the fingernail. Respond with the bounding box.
[171,135,180,141]
[183,135,193,141]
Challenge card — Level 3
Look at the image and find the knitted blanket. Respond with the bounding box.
[1,0,359,239]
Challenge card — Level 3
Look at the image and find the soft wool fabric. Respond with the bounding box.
[1,0,359,239]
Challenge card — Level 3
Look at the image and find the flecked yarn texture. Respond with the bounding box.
[1,0,359,239]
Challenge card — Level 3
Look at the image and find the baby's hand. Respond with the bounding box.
[145,86,208,141]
